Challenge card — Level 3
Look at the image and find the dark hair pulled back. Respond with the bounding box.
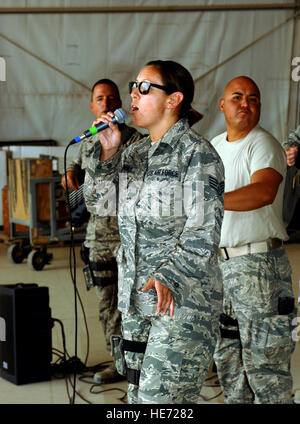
[146,60,202,126]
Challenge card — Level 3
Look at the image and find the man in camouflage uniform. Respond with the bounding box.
[211,76,296,403]
[62,79,141,384]
[282,124,300,167]
[84,115,224,403]
[281,125,300,227]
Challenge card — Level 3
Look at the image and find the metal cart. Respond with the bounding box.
[7,176,86,270]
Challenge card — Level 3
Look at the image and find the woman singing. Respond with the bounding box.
[84,60,224,404]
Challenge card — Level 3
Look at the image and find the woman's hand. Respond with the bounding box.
[142,278,175,318]
[94,112,122,161]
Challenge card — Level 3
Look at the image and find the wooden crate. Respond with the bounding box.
[8,158,53,223]
[2,185,28,236]
[0,150,12,226]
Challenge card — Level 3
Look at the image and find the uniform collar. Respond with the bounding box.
[148,118,190,150]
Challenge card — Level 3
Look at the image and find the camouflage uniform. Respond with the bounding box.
[281,125,300,226]
[68,124,141,354]
[215,248,296,404]
[282,124,300,149]
[85,118,225,403]
[211,127,296,404]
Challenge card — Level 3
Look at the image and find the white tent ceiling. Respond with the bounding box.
[0,0,299,146]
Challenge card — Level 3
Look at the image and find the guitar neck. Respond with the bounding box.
[68,184,84,212]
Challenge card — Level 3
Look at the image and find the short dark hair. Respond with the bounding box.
[146,60,194,119]
[91,78,121,99]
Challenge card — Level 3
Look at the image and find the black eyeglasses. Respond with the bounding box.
[129,80,170,95]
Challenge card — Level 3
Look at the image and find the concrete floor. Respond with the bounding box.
[0,240,299,405]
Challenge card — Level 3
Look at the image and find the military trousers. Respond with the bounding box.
[214,247,296,404]
[89,243,122,352]
[122,311,219,404]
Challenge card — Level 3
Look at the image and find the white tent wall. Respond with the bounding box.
[0,1,299,150]
[289,7,300,135]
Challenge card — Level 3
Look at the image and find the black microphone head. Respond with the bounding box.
[114,108,127,124]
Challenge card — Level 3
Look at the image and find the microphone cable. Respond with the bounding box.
[63,141,79,404]
[61,109,127,403]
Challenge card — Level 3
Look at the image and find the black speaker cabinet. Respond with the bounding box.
[0,283,52,385]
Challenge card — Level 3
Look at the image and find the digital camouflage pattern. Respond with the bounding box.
[85,118,225,403]
[68,125,141,352]
[214,247,296,404]
[110,335,127,377]
[122,312,220,404]
[281,125,300,226]
[282,124,300,149]
[85,118,224,317]
[69,124,141,252]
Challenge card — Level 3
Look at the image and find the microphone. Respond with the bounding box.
[70,108,127,144]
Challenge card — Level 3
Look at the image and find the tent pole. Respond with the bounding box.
[0,4,299,15]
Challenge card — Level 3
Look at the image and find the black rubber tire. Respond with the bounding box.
[27,250,46,271]
[7,244,25,264]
